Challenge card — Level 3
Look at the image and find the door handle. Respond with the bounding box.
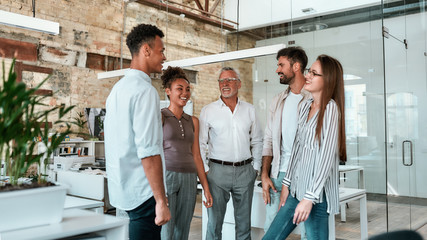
[402,140,413,166]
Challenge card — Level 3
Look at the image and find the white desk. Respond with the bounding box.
[339,165,364,222]
[339,165,364,189]
[64,195,104,213]
[0,209,128,240]
[330,188,368,240]
[57,171,105,201]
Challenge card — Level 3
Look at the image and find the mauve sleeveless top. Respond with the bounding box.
[161,108,197,173]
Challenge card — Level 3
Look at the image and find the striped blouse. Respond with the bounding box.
[282,98,340,215]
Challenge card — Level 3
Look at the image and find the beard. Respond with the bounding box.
[221,89,238,98]
[279,72,295,85]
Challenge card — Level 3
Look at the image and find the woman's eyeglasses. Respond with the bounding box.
[304,69,323,78]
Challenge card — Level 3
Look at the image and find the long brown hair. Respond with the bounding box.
[315,54,347,162]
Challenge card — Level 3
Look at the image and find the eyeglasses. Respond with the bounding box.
[218,78,240,83]
[304,69,323,78]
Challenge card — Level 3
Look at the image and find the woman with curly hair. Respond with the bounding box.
[263,54,346,240]
[160,66,213,240]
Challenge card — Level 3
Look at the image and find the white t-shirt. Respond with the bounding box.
[279,91,303,172]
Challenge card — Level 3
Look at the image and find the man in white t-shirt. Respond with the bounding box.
[261,47,310,232]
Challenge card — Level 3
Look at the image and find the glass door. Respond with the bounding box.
[383,0,427,236]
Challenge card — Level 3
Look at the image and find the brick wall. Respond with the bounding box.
[0,0,256,135]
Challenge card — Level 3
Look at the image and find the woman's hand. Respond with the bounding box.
[293,199,313,224]
[203,190,213,208]
[279,185,289,210]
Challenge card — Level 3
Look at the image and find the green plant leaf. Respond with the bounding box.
[0,59,76,186]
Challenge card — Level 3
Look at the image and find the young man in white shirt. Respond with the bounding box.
[104,24,170,240]
[199,67,263,240]
[261,47,310,232]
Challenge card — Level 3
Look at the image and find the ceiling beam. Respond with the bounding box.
[136,0,236,30]
[194,0,204,11]
[210,0,221,14]
[204,0,209,12]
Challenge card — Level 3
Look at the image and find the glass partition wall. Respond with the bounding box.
[151,0,426,237]
[244,0,427,238]
[383,0,427,234]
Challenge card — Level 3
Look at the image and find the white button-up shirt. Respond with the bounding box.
[105,69,164,211]
[199,98,263,171]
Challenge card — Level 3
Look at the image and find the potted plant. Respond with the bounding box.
[0,59,75,232]
[73,111,89,139]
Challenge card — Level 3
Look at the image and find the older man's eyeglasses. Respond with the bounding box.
[304,69,323,78]
[218,78,240,83]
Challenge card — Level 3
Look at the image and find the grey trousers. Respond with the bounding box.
[161,170,197,240]
[206,162,257,240]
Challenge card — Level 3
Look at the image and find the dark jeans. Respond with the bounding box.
[126,196,161,240]
[263,193,329,240]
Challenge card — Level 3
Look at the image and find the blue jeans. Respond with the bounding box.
[262,193,329,240]
[264,171,286,232]
[126,196,161,240]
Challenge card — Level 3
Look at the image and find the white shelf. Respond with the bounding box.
[57,140,104,158]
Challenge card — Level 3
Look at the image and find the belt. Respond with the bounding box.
[209,158,252,167]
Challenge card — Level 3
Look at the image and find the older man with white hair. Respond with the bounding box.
[199,67,263,240]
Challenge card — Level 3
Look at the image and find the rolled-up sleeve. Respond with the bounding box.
[133,87,162,160]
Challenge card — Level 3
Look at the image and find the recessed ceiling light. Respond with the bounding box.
[301,8,316,14]
[299,23,328,32]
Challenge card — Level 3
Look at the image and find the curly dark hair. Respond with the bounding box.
[126,24,164,57]
[161,66,189,89]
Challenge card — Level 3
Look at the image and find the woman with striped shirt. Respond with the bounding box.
[263,55,346,240]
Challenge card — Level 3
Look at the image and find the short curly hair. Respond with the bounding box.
[126,24,164,57]
[161,66,189,89]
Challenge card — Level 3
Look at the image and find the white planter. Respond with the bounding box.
[0,184,67,232]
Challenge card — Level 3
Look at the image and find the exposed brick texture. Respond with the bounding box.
[0,38,38,61]
[0,0,256,134]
